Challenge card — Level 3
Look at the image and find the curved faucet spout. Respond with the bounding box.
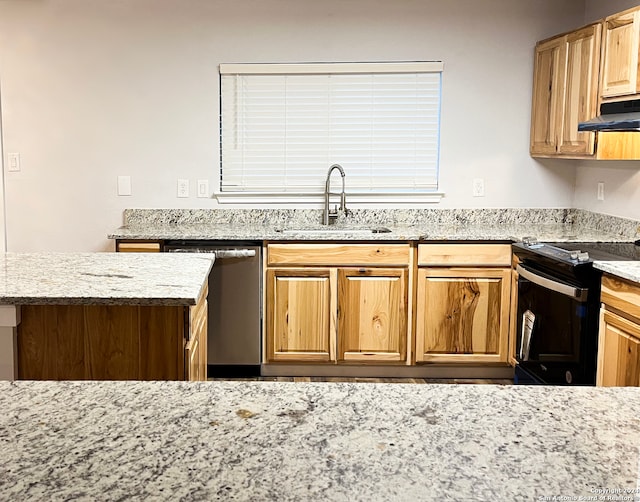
[323,164,347,225]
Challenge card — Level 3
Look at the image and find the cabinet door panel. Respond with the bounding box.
[266,268,334,362]
[531,37,566,155]
[416,268,511,364]
[337,268,407,362]
[559,25,599,155]
[597,309,640,387]
[601,11,640,97]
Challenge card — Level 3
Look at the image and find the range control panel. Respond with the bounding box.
[514,238,590,265]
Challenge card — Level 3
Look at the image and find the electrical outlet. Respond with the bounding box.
[177,179,190,198]
[472,178,485,197]
[597,182,605,201]
[117,176,132,196]
[8,153,20,172]
[197,179,209,198]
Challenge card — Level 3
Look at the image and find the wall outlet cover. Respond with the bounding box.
[177,179,190,198]
[117,175,132,196]
[472,178,485,197]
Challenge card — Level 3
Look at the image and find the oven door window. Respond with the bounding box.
[516,268,585,364]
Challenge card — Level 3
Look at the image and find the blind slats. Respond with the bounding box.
[220,64,442,193]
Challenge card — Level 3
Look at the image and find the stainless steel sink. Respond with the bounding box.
[275,227,392,235]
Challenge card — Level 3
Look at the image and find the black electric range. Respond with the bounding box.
[511,238,640,385]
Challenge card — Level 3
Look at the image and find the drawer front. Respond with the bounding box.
[267,244,410,266]
[116,241,162,252]
[418,244,512,266]
[601,274,640,321]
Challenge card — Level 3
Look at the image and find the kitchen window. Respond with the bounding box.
[219,62,443,203]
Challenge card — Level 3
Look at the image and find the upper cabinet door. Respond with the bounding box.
[530,37,567,156]
[558,24,600,155]
[601,9,640,98]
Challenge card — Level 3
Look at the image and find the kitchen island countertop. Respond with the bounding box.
[1,380,638,501]
[0,252,214,305]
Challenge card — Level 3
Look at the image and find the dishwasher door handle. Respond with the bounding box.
[214,249,256,259]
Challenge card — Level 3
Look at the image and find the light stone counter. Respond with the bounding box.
[0,252,214,306]
[595,261,640,285]
[109,208,640,242]
[0,380,639,501]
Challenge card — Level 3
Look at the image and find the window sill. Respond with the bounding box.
[213,191,445,205]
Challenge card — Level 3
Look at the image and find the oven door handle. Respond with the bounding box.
[516,264,588,301]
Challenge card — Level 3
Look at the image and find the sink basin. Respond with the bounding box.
[275,227,392,235]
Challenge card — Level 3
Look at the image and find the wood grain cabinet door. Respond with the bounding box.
[597,309,640,387]
[601,10,640,98]
[415,268,511,364]
[530,36,567,156]
[558,24,600,156]
[266,268,334,363]
[337,268,407,363]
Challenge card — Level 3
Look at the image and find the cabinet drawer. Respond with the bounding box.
[116,241,162,252]
[418,244,511,267]
[601,274,640,322]
[267,244,410,266]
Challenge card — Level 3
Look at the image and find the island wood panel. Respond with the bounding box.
[84,306,140,380]
[597,309,640,387]
[267,243,410,267]
[417,244,511,267]
[415,268,511,364]
[18,305,85,380]
[18,304,187,380]
[266,268,334,362]
[337,268,407,363]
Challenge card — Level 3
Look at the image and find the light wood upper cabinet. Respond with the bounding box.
[415,244,512,364]
[264,243,411,365]
[600,8,640,98]
[597,274,640,387]
[560,25,601,155]
[530,24,600,158]
[530,37,566,156]
[266,268,334,363]
[338,268,407,362]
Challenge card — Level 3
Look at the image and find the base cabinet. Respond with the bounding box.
[597,274,640,387]
[415,244,512,364]
[597,309,640,386]
[265,244,410,365]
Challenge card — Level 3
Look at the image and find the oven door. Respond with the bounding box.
[515,264,590,384]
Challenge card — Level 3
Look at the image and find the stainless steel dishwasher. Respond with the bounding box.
[164,240,262,377]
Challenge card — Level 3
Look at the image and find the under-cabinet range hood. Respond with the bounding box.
[578,99,640,132]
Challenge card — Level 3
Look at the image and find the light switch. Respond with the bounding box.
[197,179,209,198]
[117,176,132,196]
[8,153,20,172]
[177,179,190,198]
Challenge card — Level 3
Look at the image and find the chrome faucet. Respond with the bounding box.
[323,164,347,225]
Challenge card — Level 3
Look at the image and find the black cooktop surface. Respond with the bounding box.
[547,241,640,261]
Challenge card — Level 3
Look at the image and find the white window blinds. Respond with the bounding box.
[220,62,443,194]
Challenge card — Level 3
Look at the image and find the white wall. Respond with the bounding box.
[0,0,584,251]
[574,0,640,220]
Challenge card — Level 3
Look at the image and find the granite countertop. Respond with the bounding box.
[1,380,638,501]
[595,261,640,284]
[109,221,631,243]
[0,252,213,305]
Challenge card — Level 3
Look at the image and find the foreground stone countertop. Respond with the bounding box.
[0,252,213,305]
[1,380,638,501]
